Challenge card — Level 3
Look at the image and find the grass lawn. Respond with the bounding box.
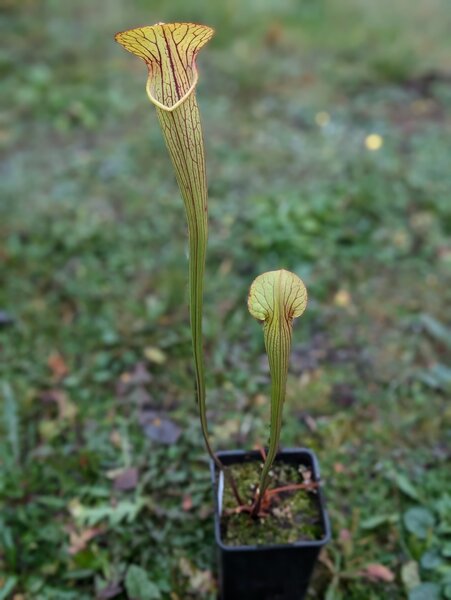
[1,0,451,598]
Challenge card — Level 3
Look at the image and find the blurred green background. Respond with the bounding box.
[1,0,451,598]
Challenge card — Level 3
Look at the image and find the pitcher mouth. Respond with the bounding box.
[115,22,214,111]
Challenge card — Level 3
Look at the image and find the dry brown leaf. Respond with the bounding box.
[67,525,104,555]
[265,21,284,47]
[182,495,193,511]
[55,391,77,421]
[140,410,181,444]
[113,468,139,491]
[334,462,346,474]
[118,363,152,393]
[48,351,69,379]
[179,557,215,594]
[39,389,77,421]
[361,563,395,582]
[339,529,351,543]
[253,394,267,407]
[318,549,336,574]
[303,414,317,432]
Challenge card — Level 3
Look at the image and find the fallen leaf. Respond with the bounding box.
[66,525,104,555]
[39,389,77,421]
[140,410,181,445]
[130,362,152,384]
[119,363,152,392]
[253,394,267,406]
[303,413,318,432]
[264,21,283,47]
[339,528,353,556]
[219,258,233,275]
[318,549,336,574]
[199,505,212,520]
[438,245,451,261]
[128,387,152,407]
[334,289,352,307]
[339,529,351,543]
[331,383,355,408]
[179,557,215,595]
[113,468,139,491]
[48,352,69,380]
[182,495,193,511]
[55,391,77,421]
[334,462,346,474]
[144,346,167,365]
[110,430,122,448]
[362,563,395,583]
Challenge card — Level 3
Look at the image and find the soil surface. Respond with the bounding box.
[220,459,324,546]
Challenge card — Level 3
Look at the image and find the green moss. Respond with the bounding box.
[220,459,324,546]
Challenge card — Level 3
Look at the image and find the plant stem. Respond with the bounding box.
[156,99,243,506]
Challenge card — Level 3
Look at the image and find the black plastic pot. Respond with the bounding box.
[210,448,331,600]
